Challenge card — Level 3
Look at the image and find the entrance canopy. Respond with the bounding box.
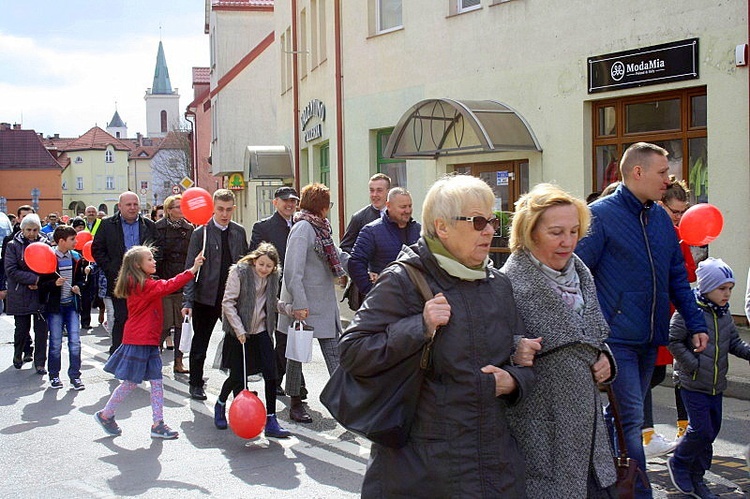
[384,99,542,159]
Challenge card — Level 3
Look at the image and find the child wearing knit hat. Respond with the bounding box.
[666,258,750,498]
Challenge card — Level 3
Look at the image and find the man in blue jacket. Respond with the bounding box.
[349,187,421,296]
[576,142,707,498]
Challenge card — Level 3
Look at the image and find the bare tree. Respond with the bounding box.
[150,125,192,203]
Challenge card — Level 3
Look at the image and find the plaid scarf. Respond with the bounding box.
[293,210,346,277]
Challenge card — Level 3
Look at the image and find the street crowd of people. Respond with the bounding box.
[2,141,749,498]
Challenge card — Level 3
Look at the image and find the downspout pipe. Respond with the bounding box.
[335,0,345,234]
[292,0,301,192]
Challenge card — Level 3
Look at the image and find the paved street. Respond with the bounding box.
[1,311,748,498]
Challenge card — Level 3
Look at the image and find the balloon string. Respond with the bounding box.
[195,226,207,281]
[242,340,247,391]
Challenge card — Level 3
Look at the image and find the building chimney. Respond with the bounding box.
[0,123,10,131]
[54,133,60,139]
[12,123,21,130]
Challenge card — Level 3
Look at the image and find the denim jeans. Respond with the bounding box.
[672,390,722,479]
[605,342,658,499]
[46,304,81,380]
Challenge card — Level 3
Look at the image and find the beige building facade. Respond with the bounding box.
[273,0,749,315]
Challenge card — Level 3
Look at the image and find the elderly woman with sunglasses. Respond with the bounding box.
[500,183,617,498]
[339,174,536,497]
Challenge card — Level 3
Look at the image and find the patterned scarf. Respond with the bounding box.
[526,250,584,315]
[694,288,730,317]
[293,209,346,277]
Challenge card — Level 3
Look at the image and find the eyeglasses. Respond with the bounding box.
[664,203,689,216]
[454,216,501,231]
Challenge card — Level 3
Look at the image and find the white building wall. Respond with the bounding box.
[210,8,278,227]
[145,93,181,139]
[337,0,749,313]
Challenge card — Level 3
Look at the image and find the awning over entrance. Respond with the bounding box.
[384,99,542,159]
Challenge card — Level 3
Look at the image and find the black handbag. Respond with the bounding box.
[605,385,650,498]
[320,261,435,448]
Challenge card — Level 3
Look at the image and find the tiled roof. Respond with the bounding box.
[193,67,211,84]
[0,128,63,170]
[212,0,274,9]
[62,126,133,152]
[157,130,190,150]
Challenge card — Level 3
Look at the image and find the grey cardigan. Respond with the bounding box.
[501,251,617,497]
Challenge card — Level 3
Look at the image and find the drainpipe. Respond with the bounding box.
[292,0,301,192]
[334,0,345,234]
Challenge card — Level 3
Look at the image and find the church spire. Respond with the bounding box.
[151,41,174,94]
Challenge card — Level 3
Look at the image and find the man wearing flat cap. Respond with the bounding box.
[250,185,299,395]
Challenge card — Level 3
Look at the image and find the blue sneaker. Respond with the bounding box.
[667,457,694,495]
[151,421,178,439]
[691,478,718,499]
[94,411,122,436]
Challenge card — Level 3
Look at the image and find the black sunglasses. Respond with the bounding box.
[454,216,501,231]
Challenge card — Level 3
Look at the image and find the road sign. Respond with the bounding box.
[172,185,180,194]
[180,177,194,190]
[140,188,148,195]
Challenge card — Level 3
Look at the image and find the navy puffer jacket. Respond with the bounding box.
[576,184,705,346]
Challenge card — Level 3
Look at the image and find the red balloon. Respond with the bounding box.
[82,240,95,262]
[678,203,724,246]
[181,187,214,225]
[228,390,266,439]
[24,242,57,274]
[74,230,93,250]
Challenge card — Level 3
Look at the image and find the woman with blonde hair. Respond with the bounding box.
[501,183,617,498]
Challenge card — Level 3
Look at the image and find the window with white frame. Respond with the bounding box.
[105,149,114,163]
[140,181,149,190]
[300,8,308,76]
[377,0,402,33]
[457,0,481,13]
[62,180,67,190]
[163,180,171,189]
[106,176,115,190]
[74,156,83,163]
[280,31,287,93]
[319,0,327,62]
[76,177,84,190]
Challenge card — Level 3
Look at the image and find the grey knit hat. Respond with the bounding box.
[696,257,735,294]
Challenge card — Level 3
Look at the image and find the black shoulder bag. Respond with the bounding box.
[320,261,435,448]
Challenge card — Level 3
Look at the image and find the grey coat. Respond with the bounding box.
[501,251,617,497]
[277,220,348,339]
[340,240,534,498]
[670,301,750,395]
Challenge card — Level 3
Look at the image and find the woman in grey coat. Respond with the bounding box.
[278,183,348,423]
[340,175,535,497]
[501,183,618,498]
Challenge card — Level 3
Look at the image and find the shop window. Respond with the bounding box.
[625,98,680,134]
[591,87,707,198]
[377,129,406,187]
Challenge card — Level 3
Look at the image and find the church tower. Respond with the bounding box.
[144,41,180,138]
[106,109,127,139]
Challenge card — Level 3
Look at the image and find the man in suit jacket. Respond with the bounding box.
[181,189,248,400]
[339,173,390,310]
[250,185,299,395]
[92,192,157,354]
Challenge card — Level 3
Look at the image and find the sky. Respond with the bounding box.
[0,1,209,138]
